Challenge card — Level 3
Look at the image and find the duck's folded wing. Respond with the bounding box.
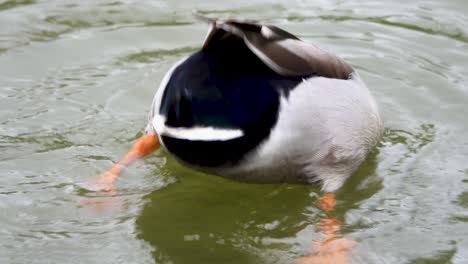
[199,17,353,79]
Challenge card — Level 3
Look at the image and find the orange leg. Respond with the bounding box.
[297,193,356,264]
[83,134,160,191]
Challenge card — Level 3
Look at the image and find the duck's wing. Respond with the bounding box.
[198,16,353,80]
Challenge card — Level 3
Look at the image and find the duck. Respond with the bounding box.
[92,17,383,195]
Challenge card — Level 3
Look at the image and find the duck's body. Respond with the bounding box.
[146,19,383,192]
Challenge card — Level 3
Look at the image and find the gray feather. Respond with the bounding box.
[198,17,353,79]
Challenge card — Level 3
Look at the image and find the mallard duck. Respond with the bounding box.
[94,17,383,194]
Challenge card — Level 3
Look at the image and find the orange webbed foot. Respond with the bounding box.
[80,134,160,192]
[78,186,128,215]
[79,134,160,214]
[80,171,118,192]
[80,164,122,192]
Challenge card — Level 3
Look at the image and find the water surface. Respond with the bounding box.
[1,0,468,263]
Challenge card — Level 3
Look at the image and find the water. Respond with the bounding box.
[1,0,467,263]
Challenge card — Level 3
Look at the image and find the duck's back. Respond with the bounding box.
[148,18,383,192]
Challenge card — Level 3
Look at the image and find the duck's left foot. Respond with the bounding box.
[80,169,119,192]
[80,134,160,192]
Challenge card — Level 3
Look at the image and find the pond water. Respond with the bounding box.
[1,0,468,263]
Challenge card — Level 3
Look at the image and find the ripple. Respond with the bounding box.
[451,216,468,223]
[314,15,468,43]
[0,0,35,12]
[384,124,435,156]
[0,1,191,53]
[119,46,198,64]
[407,249,456,264]
[455,191,468,208]
[78,155,114,162]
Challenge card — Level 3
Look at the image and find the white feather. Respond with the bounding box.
[153,115,243,141]
[215,73,383,192]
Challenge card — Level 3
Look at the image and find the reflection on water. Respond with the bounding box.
[134,124,439,263]
[136,167,314,263]
[1,0,468,263]
[135,150,381,263]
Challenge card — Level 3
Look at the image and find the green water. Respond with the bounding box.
[1,0,467,263]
